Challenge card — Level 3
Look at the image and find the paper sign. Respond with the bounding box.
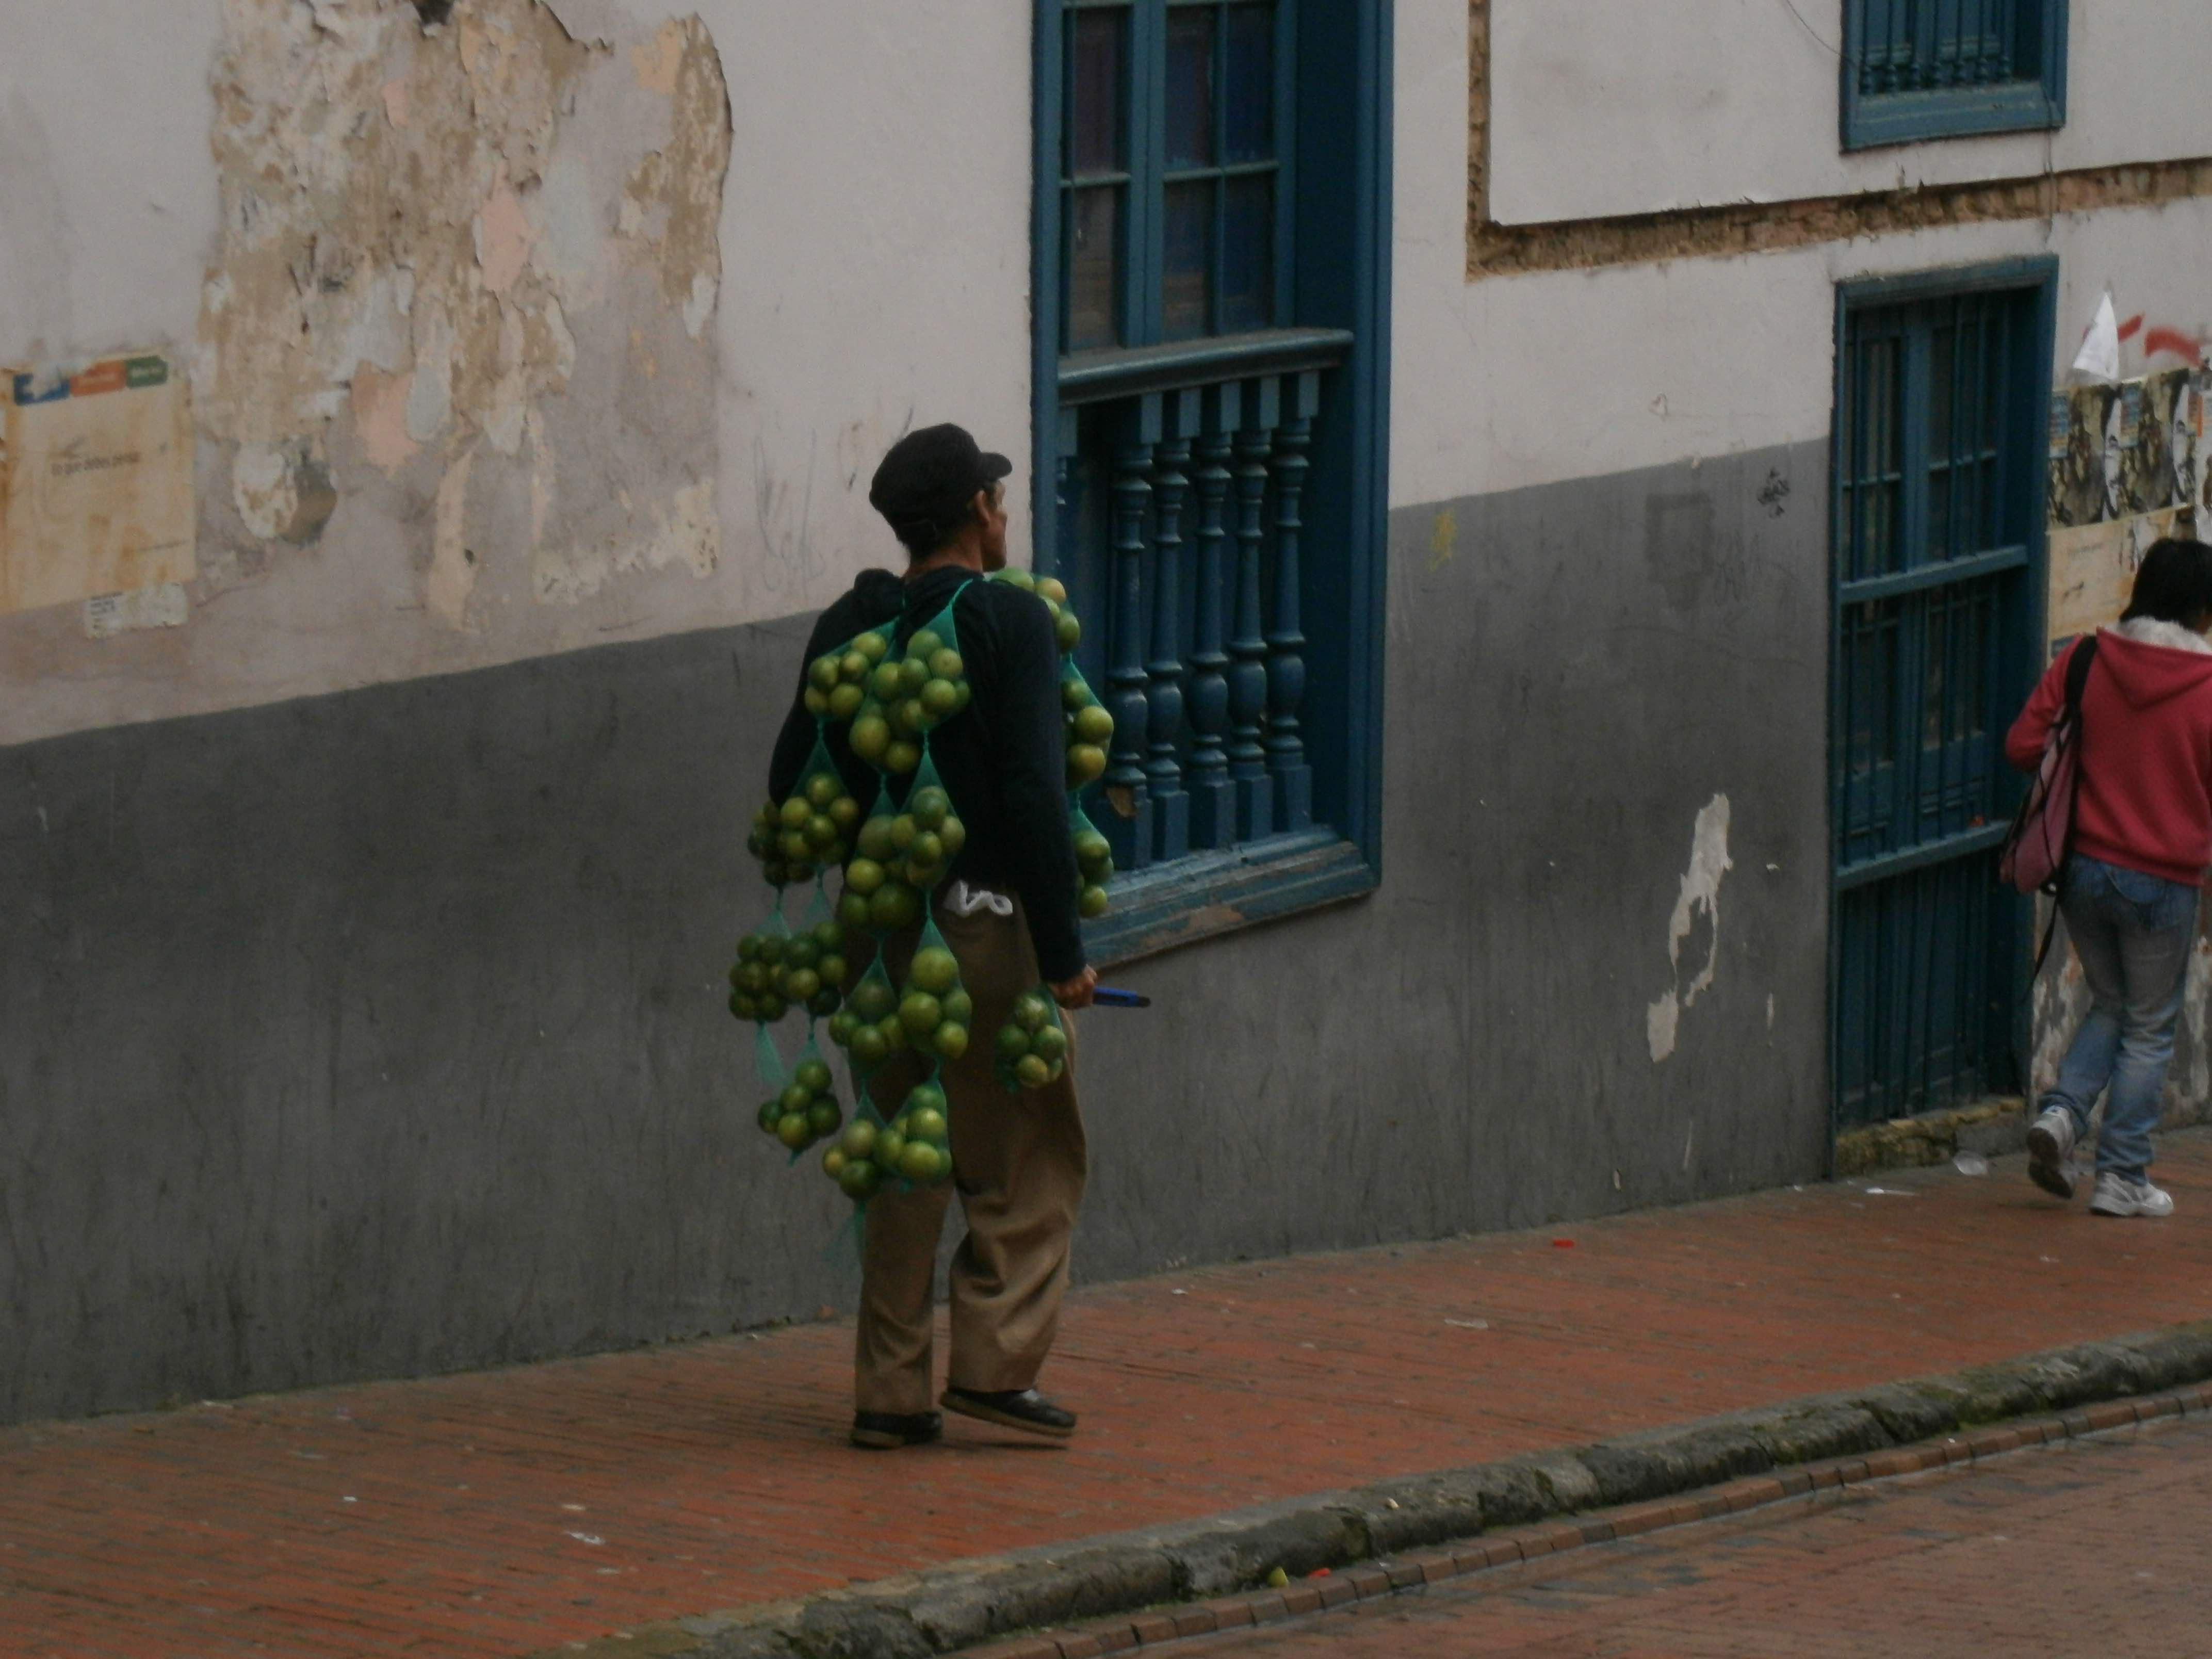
[0,353,197,616]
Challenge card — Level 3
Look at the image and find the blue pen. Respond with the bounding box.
[1092,987,1150,1009]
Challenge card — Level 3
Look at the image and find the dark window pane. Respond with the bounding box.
[1220,173,1273,331]
[1070,8,1125,178]
[1068,186,1120,351]
[1162,179,1213,339]
[1166,7,1215,170]
[1225,4,1275,163]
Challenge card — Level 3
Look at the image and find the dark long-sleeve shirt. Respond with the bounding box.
[769,566,1087,981]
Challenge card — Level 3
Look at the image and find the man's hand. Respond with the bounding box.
[1049,966,1098,1010]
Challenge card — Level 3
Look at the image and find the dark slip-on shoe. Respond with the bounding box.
[940,1386,1077,1439]
[850,1409,943,1450]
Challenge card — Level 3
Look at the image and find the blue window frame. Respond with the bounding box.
[1842,0,2069,150]
[1033,1,1392,964]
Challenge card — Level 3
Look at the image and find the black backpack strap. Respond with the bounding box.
[2030,634,2102,976]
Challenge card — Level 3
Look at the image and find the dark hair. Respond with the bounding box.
[2122,538,2212,626]
[897,481,1001,560]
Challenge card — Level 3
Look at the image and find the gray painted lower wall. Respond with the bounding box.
[0,441,1832,1425]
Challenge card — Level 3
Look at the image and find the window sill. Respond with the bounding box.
[1842,83,2063,151]
[1081,826,1378,968]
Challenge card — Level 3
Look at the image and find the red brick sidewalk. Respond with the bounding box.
[6,1134,2212,1659]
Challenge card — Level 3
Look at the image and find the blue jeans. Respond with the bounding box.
[2042,855,2199,1178]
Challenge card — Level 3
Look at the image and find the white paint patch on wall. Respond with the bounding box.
[1648,794,1733,1064]
[1489,0,2212,227]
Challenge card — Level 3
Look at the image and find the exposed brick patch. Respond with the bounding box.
[1464,0,2212,280]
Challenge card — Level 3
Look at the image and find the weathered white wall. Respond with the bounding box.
[1489,0,2211,226]
[0,0,1032,749]
[1392,0,2212,510]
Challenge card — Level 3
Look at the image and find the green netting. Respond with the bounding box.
[728,903,795,1029]
[1061,658,1111,793]
[889,753,966,896]
[1070,801,1113,921]
[802,624,894,729]
[835,949,903,1076]
[991,568,1081,655]
[870,584,973,776]
[898,911,973,1065]
[763,736,860,886]
[995,983,1070,1092]
[760,1034,841,1163]
[792,885,850,1023]
[842,782,925,936]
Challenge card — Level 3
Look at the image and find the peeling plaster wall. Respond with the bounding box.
[0,0,1033,748]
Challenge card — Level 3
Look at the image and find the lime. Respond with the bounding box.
[838,1160,880,1200]
[1066,744,1107,785]
[934,1022,969,1060]
[906,1083,947,1118]
[869,883,919,931]
[839,1119,879,1159]
[879,1014,908,1053]
[809,657,840,691]
[756,993,788,1022]
[1014,1054,1052,1089]
[803,688,829,718]
[849,715,891,763]
[907,1106,948,1143]
[780,1082,812,1114]
[999,568,1036,591]
[885,741,920,774]
[1074,705,1115,745]
[899,1142,942,1183]
[806,1100,841,1137]
[857,815,898,861]
[1063,679,1091,711]
[996,1021,1031,1060]
[779,798,810,831]
[897,697,928,733]
[1032,1024,1068,1065]
[849,977,897,1022]
[908,947,959,996]
[828,684,863,721]
[827,1010,857,1046]
[1013,990,1053,1033]
[938,817,967,857]
[821,1146,847,1178]
[871,662,904,701]
[928,648,964,681]
[910,787,951,829]
[1056,612,1082,652]
[837,890,873,932]
[777,829,810,862]
[908,629,942,661]
[940,989,973,1027]
[1080,884,1110,919]
[844,857,885,896]
[758,1099,782,1133]
[920,679,960,718]
[808,987,841,1018]
[795,1059,833,1093]
[855,631,889,663]
[850,1025,889,1067]
[736,963,769,995]
[785,937,819,971]
[899,992,942,1036]
[873,1128,907,1170]
[818,953,848,990]
[898,660,929,697]
[776,1113,813,1149]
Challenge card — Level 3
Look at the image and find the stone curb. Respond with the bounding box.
[542,1320,2212,1659]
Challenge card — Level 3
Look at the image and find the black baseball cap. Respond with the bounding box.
[868,424,1013,547]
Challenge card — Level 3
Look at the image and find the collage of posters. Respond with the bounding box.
[2047,365,2210,648]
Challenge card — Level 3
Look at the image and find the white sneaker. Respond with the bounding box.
[2026,1108,2079,1200]
[2089,1172,2175,1218]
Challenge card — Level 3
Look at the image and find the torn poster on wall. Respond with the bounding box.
[2045,366,2208,653]
[0,353,196,617]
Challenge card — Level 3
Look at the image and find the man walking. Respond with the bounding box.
[767,425,1097,1448]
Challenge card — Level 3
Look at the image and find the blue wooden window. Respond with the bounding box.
[1060,1,1295,351]
[1842,0,2068,150]
[1034,2,1391,964]
[1829,259,2058,1128]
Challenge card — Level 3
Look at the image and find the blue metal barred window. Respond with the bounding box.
[1841,0,2068,150]
[1033,2,1391,963]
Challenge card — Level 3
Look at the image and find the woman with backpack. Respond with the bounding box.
[2005,538,2212,1218]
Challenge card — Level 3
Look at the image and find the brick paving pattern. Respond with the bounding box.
[1174,1412,2212,1657]
[5,1134,2212,1657]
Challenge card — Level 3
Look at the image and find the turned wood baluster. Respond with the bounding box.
[1183,383,1238,850]
[1104,396,1160,866]
[1265,372,1317,831]
[1227,376,1279,843]
[1146,389,1198,863]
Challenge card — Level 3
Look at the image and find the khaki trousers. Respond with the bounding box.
[854,898,1087,1415]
